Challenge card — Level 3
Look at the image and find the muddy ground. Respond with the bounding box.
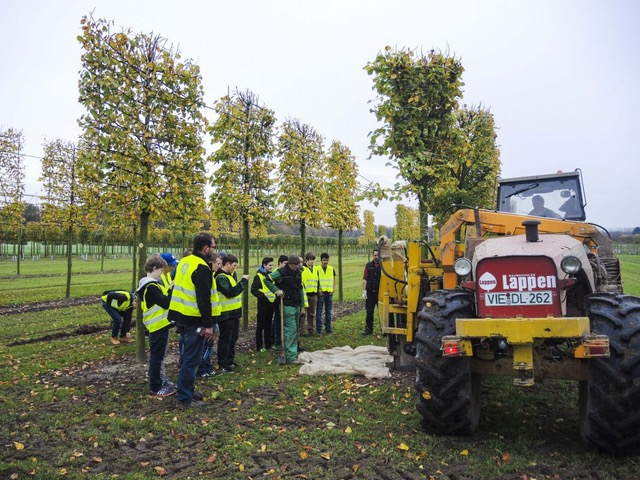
[1,300,637,479]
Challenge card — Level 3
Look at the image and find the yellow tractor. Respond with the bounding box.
[378,170,640,454]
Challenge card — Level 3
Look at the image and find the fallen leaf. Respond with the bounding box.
[239,464,245,471]
[92,457,103,463]
[207,454,217,463]
[345,426,352,433]
[14,442,25,450]
[321,452,331,460]
[421,391,431,400]
[397,443,409,451]
[460,449,469,456]
[154,466,167,475]
[352,464,360,473]
[502,452,511,463]
[299,451,308,459]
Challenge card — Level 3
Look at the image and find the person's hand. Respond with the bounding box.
[362,289,367,300]
[242,274,250,281]
[275,290,285,298]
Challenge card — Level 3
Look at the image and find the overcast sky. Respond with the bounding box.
[1,0,638,230]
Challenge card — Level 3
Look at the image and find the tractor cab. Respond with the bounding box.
[496,170,586,221]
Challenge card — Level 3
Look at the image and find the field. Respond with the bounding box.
[0,254,639,479]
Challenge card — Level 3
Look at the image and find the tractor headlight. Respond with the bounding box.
[454,258,472,276]
[561,255,582,274]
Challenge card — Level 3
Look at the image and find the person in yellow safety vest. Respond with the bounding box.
[300,252,320,336]
[136,253,176,397]
[168,232,218,408]
[101,289,137,345]
[215,254,250,373]
[197,253,223,378]
[315,252,336,334]
[251,256,276,352]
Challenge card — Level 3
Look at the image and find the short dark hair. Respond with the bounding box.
[320,252,329,260]
[278,255,289,265]
[305,252,315,261]
[223,254,238,266]
[193,232,214,252]
[262,256,273,266]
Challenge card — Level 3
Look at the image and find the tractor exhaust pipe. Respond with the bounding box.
[522,220,541,242]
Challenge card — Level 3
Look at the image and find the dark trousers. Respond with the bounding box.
[197,339,215,376]
[102,302,131,338]
[149,325,171,393]
[316,293,333,333]
[217,317,240,369]
[176,326,205,403]
[364,291,378,333]
[256,300,275,350]
[272,302,282,346]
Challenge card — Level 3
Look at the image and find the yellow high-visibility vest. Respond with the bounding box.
[318,266,335,293]
[141,282,171,333]
[302,265,319,293]
[211,275,222,316]
[101,291,132,311]
[257,272,276,303]
[169,255,209,317]
[218,273,242,312]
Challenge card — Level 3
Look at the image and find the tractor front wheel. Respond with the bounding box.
[580,293,640,455]
[415,289,481,435]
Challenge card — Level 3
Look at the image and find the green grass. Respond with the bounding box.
[1,252,640,478]
[620,254,640,296]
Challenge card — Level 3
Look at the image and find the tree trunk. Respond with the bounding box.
[338,228,344,303]
[135,213,149,363]
[16,228,21,276]
[242,218,250,332]
[65,225,72,298]
[300,220,306,258]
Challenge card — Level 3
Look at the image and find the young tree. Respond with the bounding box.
[365,47,464,234]
[208,89,277,330]
[428,105,501,226]
[40,139,82,298]
[394,204,420,241]
[77,15,208,361]
[277,118,325,255]
[325,140,361,302]
[0,128,26,275]
[360,210,376,246]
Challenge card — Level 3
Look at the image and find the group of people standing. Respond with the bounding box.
[102,235,381,409]
[251,252,336,364]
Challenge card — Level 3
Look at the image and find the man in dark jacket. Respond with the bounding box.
[216,254,250,373]
[264,255,305,363]
[362,249,381,335]
[168,232,217,408]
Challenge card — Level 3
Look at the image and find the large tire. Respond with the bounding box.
[415,289,481,435]
[579,293,640,455]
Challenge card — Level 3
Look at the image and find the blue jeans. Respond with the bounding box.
[197,339,215,376]
[102,302,131,338]
[316,293,333,333]
[149,325,171,393]
[176,326,205,403]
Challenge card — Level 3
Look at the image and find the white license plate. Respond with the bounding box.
[484,291,553,306]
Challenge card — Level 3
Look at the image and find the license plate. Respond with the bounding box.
[484,291,553,306]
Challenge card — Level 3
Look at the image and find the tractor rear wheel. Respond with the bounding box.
[415,289,481,435]
[580,293,640,455]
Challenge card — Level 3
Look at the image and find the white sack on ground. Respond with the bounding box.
[297,345,393,379]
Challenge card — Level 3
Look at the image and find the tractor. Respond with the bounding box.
[378,169,640,454]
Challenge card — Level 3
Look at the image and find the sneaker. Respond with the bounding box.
[149,384,176,397]
[218,367,234,374]
[197,371,216,379]
[119,335,134,343]
[176,399,205,408]
[193,391,204,401]
[362,330,373,336]
[110,337,120,345]
[162,378,175,388]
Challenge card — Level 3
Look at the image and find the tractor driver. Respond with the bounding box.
[529,195,561,219]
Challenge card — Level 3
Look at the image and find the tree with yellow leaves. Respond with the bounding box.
[325,140,360,301]
[77,15,207,361]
